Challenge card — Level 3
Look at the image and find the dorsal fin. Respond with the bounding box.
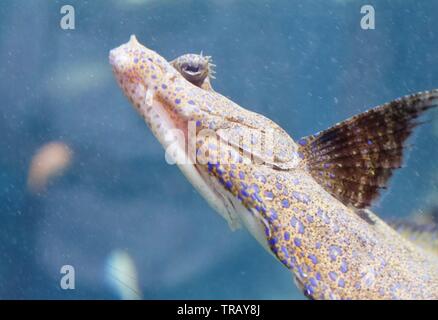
[299,89,438,209]
[388,218,438,256]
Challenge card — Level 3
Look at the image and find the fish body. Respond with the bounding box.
[109,35,438,299]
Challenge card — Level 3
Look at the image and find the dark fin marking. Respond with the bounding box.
[299,89,438,209]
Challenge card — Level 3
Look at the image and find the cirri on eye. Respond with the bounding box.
[109,35,438,300]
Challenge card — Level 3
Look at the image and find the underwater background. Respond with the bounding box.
[0,0,437,299]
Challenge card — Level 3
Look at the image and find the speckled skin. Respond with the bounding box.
[109,36,438,300]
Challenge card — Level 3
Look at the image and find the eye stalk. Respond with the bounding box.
[171,53,215,88]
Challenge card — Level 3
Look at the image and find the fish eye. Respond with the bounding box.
[179,62,207,85]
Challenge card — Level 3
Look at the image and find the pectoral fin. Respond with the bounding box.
[298,89,438,209]
[389,219,438,256]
